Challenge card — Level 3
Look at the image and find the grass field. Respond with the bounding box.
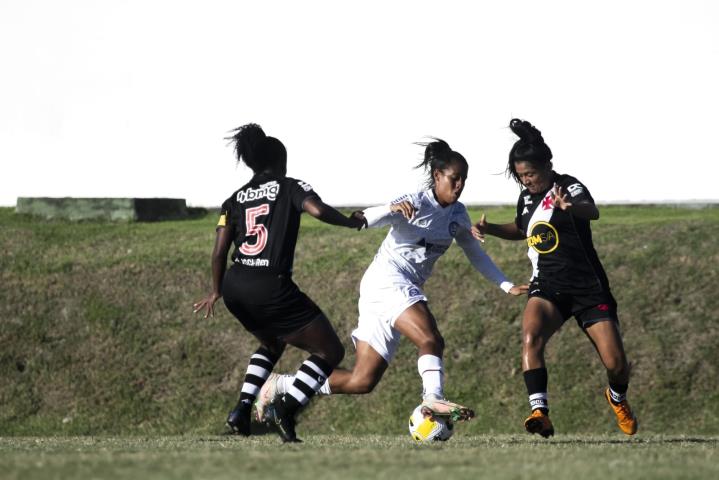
[1,204,718,478]
[1,434,717,480]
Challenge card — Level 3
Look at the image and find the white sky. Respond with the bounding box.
[1,0,717,207]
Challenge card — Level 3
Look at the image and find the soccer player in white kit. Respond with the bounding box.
[258,139,528,422]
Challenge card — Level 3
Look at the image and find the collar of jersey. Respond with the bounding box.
[425,189,454,210]
[252,172,281,183]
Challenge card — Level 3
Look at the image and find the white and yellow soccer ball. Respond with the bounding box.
[408,405,454,442]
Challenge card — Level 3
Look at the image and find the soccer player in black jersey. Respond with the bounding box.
[193,124,364,442]
[472,119,638,437]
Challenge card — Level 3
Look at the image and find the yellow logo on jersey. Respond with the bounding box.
[527,221,559,254]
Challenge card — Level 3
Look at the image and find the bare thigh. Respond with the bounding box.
[522,297,565,371]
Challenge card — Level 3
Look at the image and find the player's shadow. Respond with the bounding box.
[526,437,717,445]
[219,420,276,437]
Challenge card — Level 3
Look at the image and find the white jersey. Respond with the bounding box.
[362,190,513,292]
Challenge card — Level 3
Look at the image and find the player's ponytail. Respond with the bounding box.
[415,138,468,189]
[506,118,553,184]
[226,123,286,174]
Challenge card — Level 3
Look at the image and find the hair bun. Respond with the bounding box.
[509,118,543,144]
[426,139,451,162]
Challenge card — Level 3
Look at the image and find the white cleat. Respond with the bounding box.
[421,395,475,422]
[255,373,282,422]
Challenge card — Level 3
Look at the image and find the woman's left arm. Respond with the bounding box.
[455,228,528,295]
[552,185,600,220]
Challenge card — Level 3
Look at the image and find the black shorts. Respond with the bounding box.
[222,266,324,339]
[528,279,618,329]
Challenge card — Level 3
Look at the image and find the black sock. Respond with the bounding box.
[608,382,628,405]
[282,354,334,415]
[524,368,549,414]
[237,346,279,408]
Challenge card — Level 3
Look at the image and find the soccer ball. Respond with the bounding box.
[408,405,454,442]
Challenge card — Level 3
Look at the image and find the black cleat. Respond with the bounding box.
[226,402,252,436]
[269,398,302,443]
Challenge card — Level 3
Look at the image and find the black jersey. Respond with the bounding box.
[217,173,319,274]
[515,173,610,294]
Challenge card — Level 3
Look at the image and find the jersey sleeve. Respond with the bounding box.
[561,176,594,205]
[288,178,321,211]
[217,197,232,230]
[454,207,514,292]
[363,192,418,228]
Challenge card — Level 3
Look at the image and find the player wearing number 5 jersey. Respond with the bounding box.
[259,139,527,424]
[193,124,364,442]
[472,119,638,437]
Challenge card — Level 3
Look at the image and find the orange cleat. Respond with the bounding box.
[605,388,638,435]
[524,409,554,438]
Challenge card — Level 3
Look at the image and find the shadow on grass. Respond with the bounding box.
[516,436,718,446]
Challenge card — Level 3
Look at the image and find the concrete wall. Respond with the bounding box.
[16,198,188,222]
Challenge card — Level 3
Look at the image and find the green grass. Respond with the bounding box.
[1,205,718,438]
[0,435,717,480]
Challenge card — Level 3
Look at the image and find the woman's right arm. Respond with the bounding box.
[193,226,233,318]
[302,196,366,230]
[472,213,525,242]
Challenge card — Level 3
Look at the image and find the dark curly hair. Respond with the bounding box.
[506,119,553,184]
[225,123,287,174]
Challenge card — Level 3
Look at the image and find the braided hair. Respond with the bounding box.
[506,119,553,184]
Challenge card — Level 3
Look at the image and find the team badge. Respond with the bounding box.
[448,222,459,237]
[541,196,554,210]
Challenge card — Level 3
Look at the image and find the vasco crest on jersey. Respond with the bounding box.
[527,221,559,254]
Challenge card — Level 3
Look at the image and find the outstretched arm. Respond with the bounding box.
[193,226,233,318]
[455,228,528,296]
[303,196,365,230]
[472,213,525,242]
[551,185,600,220]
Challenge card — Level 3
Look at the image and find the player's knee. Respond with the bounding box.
[522,332,545,354]
[350,374,379,394]
[417,332,444,355]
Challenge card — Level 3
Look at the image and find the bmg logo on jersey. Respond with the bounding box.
[527,221,559,254]
[237,181,280,203]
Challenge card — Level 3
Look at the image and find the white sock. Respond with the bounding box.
[418,354,444,399]
[276,374,293,395]
[319,378,332,395]
[277,374,330,395]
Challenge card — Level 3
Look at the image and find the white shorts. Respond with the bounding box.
[350,263,427,363]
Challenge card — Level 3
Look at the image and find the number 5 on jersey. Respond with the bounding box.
[240,204,270,255]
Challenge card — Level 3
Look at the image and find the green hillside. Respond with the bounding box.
[1,205,717,436]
